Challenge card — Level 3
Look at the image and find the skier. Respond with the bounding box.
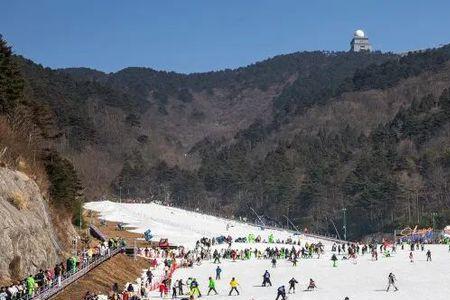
[288,277,298,294]
[306,278,317,291]
[216,266,222,280]
[147,270,154,284]
[159,281,167,298]
[190,278,202,297]
[229,277,240,296]
[331,253,338,267]
[172,280,178,299]
[292,256,298,267]
[409,251,414,263]
[213,250,221,264]
[275,285,286,300]
[426,249,432,261]
[262,270,272,287]
[207,277,218,295]
[271,257,277,268]
[178,279,185,295]
[386,273,398,292]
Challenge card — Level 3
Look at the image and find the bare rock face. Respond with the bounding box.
[0,167,60,283]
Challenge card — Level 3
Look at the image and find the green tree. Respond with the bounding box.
[0,35,24,116]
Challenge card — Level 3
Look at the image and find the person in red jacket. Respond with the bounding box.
[159,281,167,298]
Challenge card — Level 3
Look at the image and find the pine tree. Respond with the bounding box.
[0,35,24,116]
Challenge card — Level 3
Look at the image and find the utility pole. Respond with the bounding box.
[431,212,438,230]
[79,205,82,230]
[283,215,301,235]
[342,208,347,241]
[248,206,265,228]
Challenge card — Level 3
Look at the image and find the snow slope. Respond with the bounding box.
[173,245,450,300]
[85,201,321,247]
[85,201,450,299]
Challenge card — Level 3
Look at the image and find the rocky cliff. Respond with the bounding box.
[0,167,62,284]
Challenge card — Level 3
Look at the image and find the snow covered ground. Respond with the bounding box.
[85,201,323,247]
[171,245,450,300]
[85,201,450,299]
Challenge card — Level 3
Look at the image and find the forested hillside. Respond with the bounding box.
[0,35,83,225]
[0,36,80,281]
[7,30,450,238]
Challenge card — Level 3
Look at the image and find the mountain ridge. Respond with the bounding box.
[5,33,450,238]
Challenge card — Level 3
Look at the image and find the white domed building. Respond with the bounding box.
[350,29,372,52]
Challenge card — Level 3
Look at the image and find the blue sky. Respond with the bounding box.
[2,0,450,73]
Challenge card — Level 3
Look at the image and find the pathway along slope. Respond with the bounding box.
[27,247,123,300]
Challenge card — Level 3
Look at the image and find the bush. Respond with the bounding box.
[7,191,28,210]
[8,255,21,281]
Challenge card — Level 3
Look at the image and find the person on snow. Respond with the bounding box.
[159,281,167,298]
[288,277,298,293]
[306,278,317,291]
[262,270,272,287]
[409,251,414,263]
[386,273,398,292]
[141,282,147,299]
[186,278,193,289]
[331,253,338,267]
[207,277,218,295]
[190,278,202,297]
[147,269,154,284]
[172,280,178,299]
[292,256,298,267]
[229,277,240,296]
[127,283,135,299]
[216,266,222,280]
[271,257,277,268]
[275,285,286,300]
[178,279,185,295]
[426,249,432,261]
[213,250,221,264]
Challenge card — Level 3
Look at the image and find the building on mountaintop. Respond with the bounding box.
[350,29,372,52]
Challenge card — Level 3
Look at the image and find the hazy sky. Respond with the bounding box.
[2,0,450,73]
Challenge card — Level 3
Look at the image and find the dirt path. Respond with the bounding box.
[52,253,149,300]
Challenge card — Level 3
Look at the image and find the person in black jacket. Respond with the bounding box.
[178,279,185,295]
[147,269,153,284]
[288,277,298,293]
[426,250,432,261]
[127,283,134,293]
[275,285,286,300]
[262,270,272,287]
[386,273,398,292]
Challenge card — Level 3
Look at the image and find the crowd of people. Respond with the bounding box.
[81,235,334,300]
[4,230,441,300]
[0,238,124,300]
[133,237,437,299]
